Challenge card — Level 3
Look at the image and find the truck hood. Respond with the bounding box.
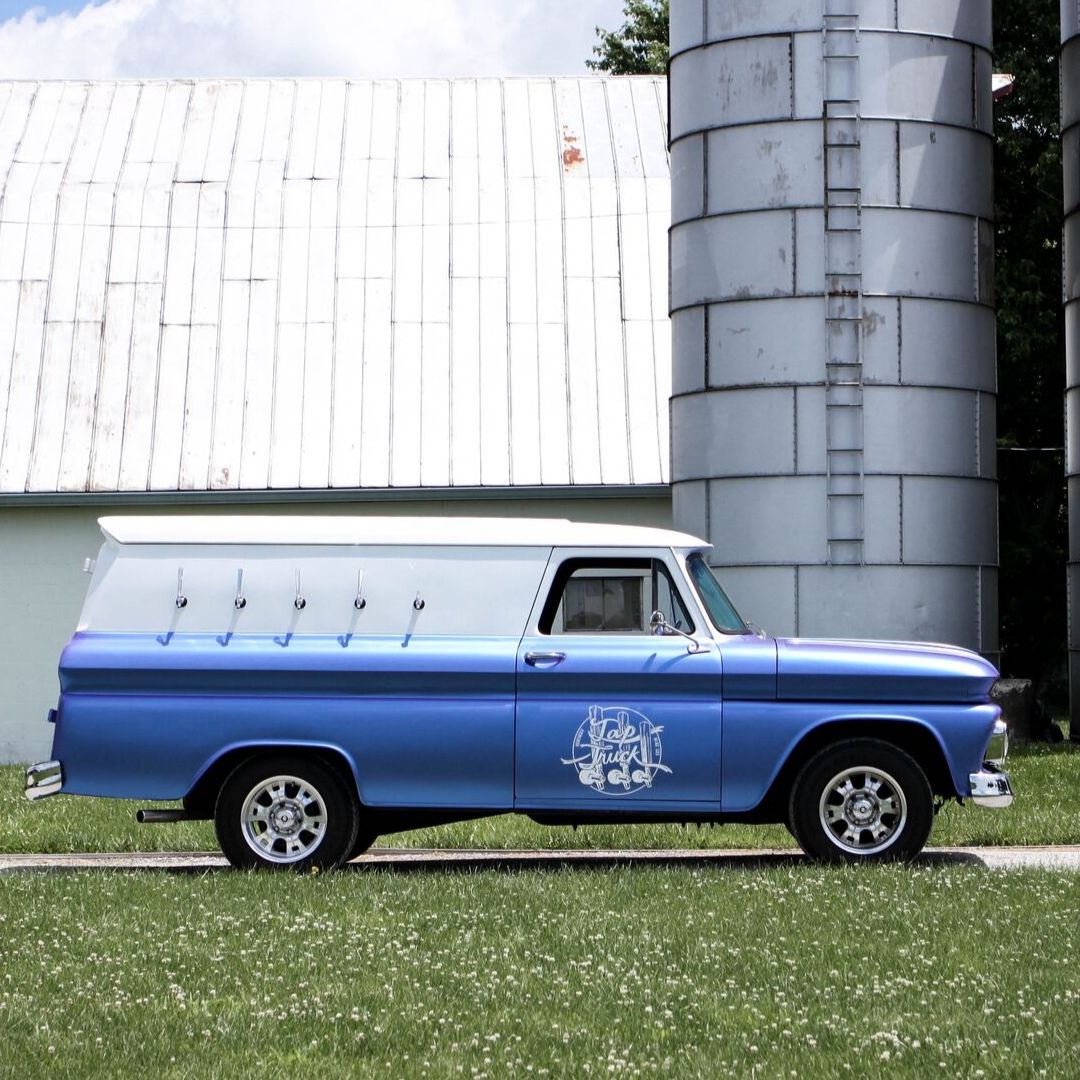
[775,637,999,703]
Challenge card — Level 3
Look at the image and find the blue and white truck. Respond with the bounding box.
[25,516,1012,869]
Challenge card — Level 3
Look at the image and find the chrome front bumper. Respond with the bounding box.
[24,760,63,801]
[969,765,1013,808]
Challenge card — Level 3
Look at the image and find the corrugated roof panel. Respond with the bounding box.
[449,275,481,482]
[88,281,136,491]
[178,321,218,490]
[208,278,249,489]
[148,323,187,490]
[0,83,32,170]
[94,83,139,183]
[566,268,602,485]
[390,320,421,487]
[65,84,108,182]
[17,83,62,165]
[116,282,162,489]
[625,318,662,484]
[0,280,48,488]
[299,322,334,489]
[419,321,451,487]
[270,323,304,489]
[0,76,671,495]
[233,81,268,163]
[477,275,510,487]
[329,276,363,488]
[203,83,242,183]
[2,161,36,223]
[56,319,101,490]
[314,80,346,180]
[126,82,165,164]
[151,82,190,164]
[286,81,321,181]
[594,275,630,484]
[238,278,276,489]
[358,276,392,487]
[0,281,18,422]
[26,320,74,490]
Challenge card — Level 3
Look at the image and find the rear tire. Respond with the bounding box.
[215,755,359,871]
[788,739,933,863]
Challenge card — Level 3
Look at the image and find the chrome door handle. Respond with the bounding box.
[524,651,566,667]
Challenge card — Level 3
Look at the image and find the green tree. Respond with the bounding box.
[587,0,669,75]
[993,0,1066,696]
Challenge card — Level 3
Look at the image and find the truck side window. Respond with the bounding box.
[540,558,694,635]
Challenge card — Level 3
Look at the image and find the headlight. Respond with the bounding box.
[986,718,1009,765]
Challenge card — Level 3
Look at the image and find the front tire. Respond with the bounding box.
[215,755,359,871]
[788,739,933,863]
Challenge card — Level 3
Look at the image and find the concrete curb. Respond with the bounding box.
[1,845,1079,872]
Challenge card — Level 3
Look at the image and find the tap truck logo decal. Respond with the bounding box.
[562,705,671,795]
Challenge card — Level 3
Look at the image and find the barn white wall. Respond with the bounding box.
[0,495,671,763]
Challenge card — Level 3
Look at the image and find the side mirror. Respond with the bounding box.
[650,610,706,654]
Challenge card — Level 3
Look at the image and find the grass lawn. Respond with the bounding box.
[3,740,1079,1077]
[2,737,1078,855]
[1,864,1078,1078]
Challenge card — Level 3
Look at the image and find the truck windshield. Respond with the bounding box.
[686,554,749,634]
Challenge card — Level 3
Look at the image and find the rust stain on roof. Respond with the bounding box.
[562,127,584,170]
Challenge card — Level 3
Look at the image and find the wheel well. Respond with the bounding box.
[182,745,359,820]
[758,720,955,820]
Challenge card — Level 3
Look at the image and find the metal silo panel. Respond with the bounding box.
[707,297,826,387]
[669,0,996,653]
[669,38,794,139]
[901,478,998,566]
[671,389,795,480]
[797,566,982,644]
[899,123,994,218]
[706,123,822,213]
[670,212,794,308]
[708,476,828,565]
[703,0,823,41]
[713,566,799,637]
[896,300,996,391]
[671,133,704,226]
[670,0,703,55]
[862,386,980,476]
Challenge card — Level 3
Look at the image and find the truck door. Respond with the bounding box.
[514,553,724,811]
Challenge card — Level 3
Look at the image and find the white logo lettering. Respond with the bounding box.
[561,705,671,795]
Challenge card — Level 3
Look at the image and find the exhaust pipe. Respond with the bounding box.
[136,808,188,824]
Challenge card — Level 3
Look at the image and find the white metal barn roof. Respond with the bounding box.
[0,77,670,496]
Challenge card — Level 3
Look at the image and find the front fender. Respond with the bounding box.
[721,701,998,813]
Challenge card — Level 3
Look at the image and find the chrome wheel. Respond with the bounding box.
[818,765,907,855]
[239,774,329,864]
[789,739,932,863]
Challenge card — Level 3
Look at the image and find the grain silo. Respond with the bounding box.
[669,0,998,655]
[1064,0,1080,735]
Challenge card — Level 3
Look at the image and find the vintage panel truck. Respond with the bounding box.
[24,516,1012,869]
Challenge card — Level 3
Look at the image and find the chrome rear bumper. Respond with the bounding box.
[968,765,1013,809]
[24,760,63,801]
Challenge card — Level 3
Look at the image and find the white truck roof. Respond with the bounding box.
[98,516,708,550]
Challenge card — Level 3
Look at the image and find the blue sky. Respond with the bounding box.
[0,0,626,78]
[0,1,75,18]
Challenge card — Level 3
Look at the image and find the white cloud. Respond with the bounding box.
[0,0,628,79]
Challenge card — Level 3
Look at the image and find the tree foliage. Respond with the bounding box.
[993,0,1066,692]
[587,0,669,75]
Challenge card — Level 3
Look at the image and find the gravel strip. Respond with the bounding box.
[0,846,1078,873]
